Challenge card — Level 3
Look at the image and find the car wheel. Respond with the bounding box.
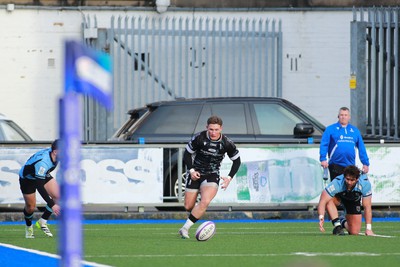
[172,172,187,200]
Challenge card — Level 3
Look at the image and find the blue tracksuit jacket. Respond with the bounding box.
[319,122,370,167]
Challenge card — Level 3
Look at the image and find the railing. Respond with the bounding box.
[351,7,400,139]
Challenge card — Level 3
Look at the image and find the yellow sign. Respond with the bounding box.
[350,75,356,89]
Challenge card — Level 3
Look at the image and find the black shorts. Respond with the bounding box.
[337,196,362,215]
[185,173,220,191]
[19,176,53,194]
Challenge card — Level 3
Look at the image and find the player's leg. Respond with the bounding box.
[22,192,36,214]
[41,177,59,219]
[22,193,36,238]
[44,177,59,202]
[190,183,218,220]
[179,178,201,238]
[20,178,37,213]
[179,191,198,238]
[179,175,218,239]
[326,197,340,220]
[22,193,36,217]
[35,177,58,237]
[340,196,363,235]
[20,178,37,238]
[345,214,362,235]
[189,174,219,220]
[40,177,59,220]
[36,208,54,237]
[179,186,218,239]
[183,190,198,212]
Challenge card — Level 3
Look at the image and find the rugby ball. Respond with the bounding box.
[195,221,216,241]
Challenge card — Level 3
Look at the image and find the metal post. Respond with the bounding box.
[350,20,368,133]
[59,93,83,267]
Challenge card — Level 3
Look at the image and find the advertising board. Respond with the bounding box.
[0,146,163,204]
[1,145,399,205]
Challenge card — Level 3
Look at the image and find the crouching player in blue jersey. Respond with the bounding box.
[19,140,61,238]
[317,165,375,236]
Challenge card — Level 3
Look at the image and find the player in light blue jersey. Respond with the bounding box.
[317,165,374,236]
[19,140,61,238]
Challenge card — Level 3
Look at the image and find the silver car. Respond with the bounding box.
[0,113,32,141]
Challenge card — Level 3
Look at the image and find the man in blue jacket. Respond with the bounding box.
[319,107,369,181]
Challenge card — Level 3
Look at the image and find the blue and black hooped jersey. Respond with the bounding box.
[19,148,58,180]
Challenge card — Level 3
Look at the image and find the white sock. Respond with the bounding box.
[183,219,194,230]
[39,218,47,225]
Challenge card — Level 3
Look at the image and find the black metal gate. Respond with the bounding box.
[351,7,400,139]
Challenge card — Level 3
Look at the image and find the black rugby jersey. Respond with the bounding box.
[186,130,240,175]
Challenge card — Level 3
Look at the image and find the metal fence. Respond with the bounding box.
[351,7,400,139]
[82,15,283,141]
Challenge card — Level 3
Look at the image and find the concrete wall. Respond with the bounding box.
[0,1,399,8]
[0,7,354,140]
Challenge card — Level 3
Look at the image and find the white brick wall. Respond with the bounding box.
[0,8,353,140]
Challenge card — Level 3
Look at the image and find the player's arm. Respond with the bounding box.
[317,190,332,232]
[221,156,241,190]
[183,149,200,180]
[225,139,240,179]
[362,195,374,235]
[183,149,193,170]
[228,156,241,178]
[319,130,330,164]
[356,132,370,173]
[221,141,241,190]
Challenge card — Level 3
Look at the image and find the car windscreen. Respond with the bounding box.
[134,104,203,135]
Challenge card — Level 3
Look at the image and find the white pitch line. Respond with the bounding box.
[85,252,400,258]
[358,233,395,238]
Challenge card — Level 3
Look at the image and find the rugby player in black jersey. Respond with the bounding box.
[179,115,241,239]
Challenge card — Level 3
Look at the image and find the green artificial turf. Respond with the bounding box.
[1,221,399,267]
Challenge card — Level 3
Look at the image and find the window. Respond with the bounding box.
[254,103,303,135]
[135,105,202,135]
[0,120,27,141]
[195,103,247,134]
